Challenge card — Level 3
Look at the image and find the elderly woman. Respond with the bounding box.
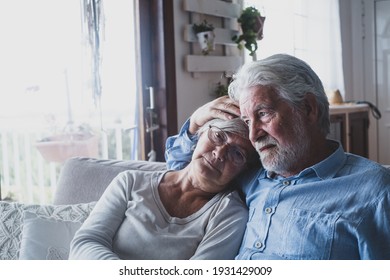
[69,118,258,260]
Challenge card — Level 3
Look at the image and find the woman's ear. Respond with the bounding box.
[303,93,318,124]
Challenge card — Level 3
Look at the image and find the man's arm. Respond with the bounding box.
[165,118,198,170]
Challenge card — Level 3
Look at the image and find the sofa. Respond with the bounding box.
[1,157,389,260]
[0,157,167,260]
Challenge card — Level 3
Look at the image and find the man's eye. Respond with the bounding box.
[258,110,273,121]
[259,111,269,117]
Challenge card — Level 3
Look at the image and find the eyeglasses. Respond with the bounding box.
[207,125,247,166]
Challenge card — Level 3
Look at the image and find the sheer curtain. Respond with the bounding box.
[0,0,138,144]
[244,0,345,95]
[0,0,139,203]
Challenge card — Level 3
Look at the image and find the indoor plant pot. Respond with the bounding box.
[35,132,99,163]
[193,20,215,55]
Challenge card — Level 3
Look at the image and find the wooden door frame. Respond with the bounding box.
[136,0,177,161]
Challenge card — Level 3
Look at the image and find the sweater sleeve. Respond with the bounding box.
[190,191,248,260]
[69,172,132,260]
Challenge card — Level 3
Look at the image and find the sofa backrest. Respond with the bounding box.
[53,157,166,205]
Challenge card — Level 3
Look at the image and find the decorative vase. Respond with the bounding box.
[196,31,215,55]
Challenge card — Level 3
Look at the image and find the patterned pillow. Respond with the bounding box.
[0,201,95,260]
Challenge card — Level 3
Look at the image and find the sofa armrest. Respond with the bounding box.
[53,157,166,205]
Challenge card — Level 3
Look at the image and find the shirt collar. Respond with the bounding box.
[308,140,346,180]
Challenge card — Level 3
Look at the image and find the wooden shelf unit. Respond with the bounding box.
[329,104,370,157]
[183,0,243,73]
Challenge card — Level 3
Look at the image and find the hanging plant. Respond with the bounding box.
[232,7,265,56]
[82,0,105,104]
[192,20,216,55]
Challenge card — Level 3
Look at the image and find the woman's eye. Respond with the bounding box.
[214,132,222,139]
[213,132,225,143]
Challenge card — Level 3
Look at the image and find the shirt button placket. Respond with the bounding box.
[255,207,273,251]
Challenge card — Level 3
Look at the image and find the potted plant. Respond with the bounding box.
[214,82,228,97]
[192,20,216,55]
[232,7,265,57]
[35,123,99,163]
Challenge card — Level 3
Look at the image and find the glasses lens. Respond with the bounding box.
[208,126,226,145]
[233,149,245,165]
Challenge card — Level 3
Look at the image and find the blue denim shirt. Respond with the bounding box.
[165,119,390,259]
[165,119,198,170]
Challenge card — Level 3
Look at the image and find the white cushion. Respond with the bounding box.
[19,212,82,260]
[0,201,95,260]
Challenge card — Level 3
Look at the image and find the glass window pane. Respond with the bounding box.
[0,0,139,203]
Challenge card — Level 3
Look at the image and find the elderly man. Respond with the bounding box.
[165,54,390,260]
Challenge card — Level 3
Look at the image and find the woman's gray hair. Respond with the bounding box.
[228,53,330,136]
[196,118,249,139]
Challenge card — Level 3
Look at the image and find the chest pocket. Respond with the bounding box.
[279,208,340,260]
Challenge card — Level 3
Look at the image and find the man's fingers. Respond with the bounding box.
[211,96,240,115]
[214,108,238,120]
[188,96,241,134]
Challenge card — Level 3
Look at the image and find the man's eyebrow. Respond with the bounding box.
[253,104,273,111]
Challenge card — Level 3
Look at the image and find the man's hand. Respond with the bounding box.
[188,96,240,134]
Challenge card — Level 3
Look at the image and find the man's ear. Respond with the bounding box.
[303,93,318,123]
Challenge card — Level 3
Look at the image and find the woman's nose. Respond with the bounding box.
[212,144,229,161]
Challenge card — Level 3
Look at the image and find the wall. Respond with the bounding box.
[171,0,380,161]
[172,0,243,129]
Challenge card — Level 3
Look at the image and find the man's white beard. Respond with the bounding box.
[256,116,310,176]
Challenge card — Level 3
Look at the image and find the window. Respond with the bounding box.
[244,0,345,95]
[0,0,139,203]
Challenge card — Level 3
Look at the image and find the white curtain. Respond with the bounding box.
[244,0,345,96]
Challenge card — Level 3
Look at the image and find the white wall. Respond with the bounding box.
[172,0,242,129]
[172,0,380,161]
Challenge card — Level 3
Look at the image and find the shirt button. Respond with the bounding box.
[255,241,263,249]
[283,181,290,186]
[265,207,272,214]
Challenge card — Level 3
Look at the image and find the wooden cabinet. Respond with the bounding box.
[328,104,370,157]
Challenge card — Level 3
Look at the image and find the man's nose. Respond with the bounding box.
[249,120,266,143]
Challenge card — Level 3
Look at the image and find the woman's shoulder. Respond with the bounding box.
[117,169,166,179]
[215,190,248,211]
[113,169,167,190]
[206,191,248,225]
